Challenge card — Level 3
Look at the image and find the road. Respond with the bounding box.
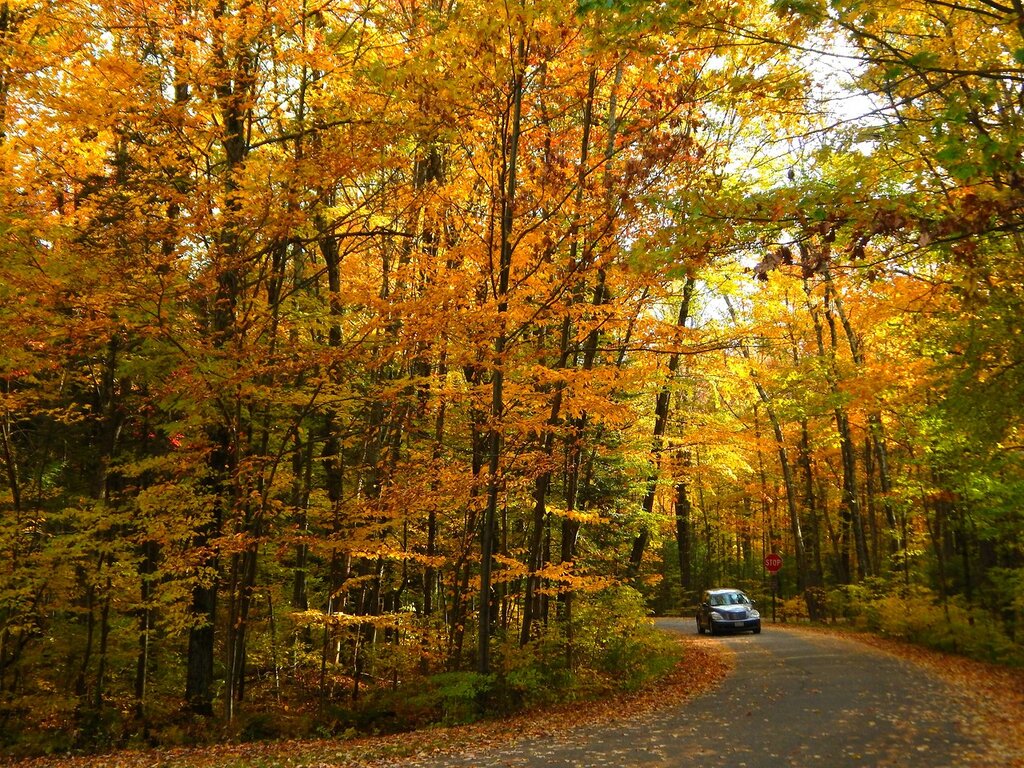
[392,618,979,767]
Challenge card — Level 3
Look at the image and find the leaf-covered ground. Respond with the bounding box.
[0,637,730,768]
[4,626,1021,767]
[788,625,1024,768]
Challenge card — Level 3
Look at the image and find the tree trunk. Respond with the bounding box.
[674,480,692,599]
[134,539,158,719]
[801,276,868,582]
[187,1,252,713]
[480,34,525,675]
[629,277,697,575]
[824,268,899,557]
[822,282,870,579]
[724,297,807,590]
[520,67,597,647]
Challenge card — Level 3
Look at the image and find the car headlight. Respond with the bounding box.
[711,611,727,621]
[749,610,760,618]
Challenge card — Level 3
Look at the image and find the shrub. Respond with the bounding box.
[572,585,681,692]
[391,671,494,726]
[491,626,575,710]
[778,595,809,623]
[839,585,1024,666]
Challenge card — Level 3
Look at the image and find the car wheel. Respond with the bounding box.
[708,622,718,636]
[696,618,705,635]
[753,625,761,635]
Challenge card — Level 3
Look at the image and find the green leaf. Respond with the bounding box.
[772,0,827,21]
[906,50,940,69]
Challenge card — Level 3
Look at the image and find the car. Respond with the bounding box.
[696,588,761,635]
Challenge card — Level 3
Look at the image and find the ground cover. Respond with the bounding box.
[0,637,728,768]
[3,625,1021,768]
[787,624,1024,768]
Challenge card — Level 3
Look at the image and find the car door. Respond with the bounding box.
[698,592,711,630]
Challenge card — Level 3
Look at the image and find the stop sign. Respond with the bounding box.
[764,553,783,573]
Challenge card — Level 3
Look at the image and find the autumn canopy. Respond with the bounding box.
[0,0,1021,751]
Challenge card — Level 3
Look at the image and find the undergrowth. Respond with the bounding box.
[0,586,682,758]
[782,583,1024,667]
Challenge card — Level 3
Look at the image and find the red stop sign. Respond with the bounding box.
[764,553,783,573]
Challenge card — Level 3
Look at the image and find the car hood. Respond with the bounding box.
[712,606,755,618]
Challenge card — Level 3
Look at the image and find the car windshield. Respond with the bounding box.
[709,592,749,607]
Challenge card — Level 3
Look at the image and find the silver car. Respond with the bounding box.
[696,588,761,635]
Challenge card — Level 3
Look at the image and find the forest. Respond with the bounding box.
[1,0,1022,755]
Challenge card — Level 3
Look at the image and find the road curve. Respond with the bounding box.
[391,618,979,768]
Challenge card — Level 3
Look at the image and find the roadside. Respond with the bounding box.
[0,636,732,768]
[390,619,1022,768]
[3,622,1021,767]
[783,623,1024,768]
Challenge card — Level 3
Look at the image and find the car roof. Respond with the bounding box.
[707,588,745,594]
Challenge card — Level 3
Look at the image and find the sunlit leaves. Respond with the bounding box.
[4,0,1023,750]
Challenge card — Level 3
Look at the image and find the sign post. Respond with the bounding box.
[764,553,782,623]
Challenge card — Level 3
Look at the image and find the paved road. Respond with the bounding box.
[392,619,978,767]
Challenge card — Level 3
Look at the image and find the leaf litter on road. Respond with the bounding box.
[4,627,1017,768]
[785,624,1024,768]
